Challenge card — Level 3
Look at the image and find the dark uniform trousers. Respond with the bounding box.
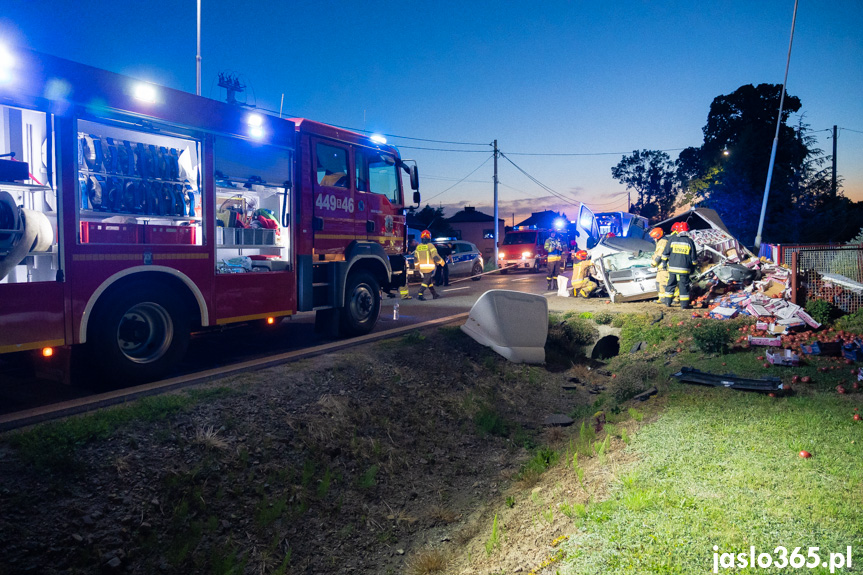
[661,233,697,310]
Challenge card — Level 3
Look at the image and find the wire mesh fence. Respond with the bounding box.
[788,245,863,314]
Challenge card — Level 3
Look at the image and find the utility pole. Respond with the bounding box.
[755,0,798,249]
[196,0,202,96]
[493,140,499,268]
[832,125,837,196]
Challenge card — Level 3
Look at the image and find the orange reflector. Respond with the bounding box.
[42,347,54,357]
[266,317,275,325]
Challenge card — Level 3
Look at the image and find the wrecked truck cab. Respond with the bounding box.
[588,235,660,303]
[592,209,759,303]
[594,249,659,303]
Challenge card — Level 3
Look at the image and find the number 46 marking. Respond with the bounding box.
[316,193,354,214]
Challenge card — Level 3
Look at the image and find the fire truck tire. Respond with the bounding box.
[88,284,190,384]
[499,268,508,275]
[341,270,380,337]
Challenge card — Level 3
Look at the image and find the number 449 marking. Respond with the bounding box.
[316,194,354,214]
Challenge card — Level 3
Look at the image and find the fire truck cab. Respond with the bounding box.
[0,47,418,383]
[498,226,567,274]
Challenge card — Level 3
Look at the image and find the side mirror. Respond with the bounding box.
[413,191,420,205]
[409,165,419,191]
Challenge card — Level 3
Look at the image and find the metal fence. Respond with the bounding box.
[790,245,863,313]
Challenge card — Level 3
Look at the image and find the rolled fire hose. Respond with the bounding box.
[0,191,55,282]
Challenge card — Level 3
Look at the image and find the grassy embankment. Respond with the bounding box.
[526,310,863,575]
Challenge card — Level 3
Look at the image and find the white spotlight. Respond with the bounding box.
[247,113,264,128]
[133,82,157,103]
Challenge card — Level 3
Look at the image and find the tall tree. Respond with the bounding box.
[610,149,678,222]
[680,83,863,244]
[411,205,454,239]
[702,84,807,195]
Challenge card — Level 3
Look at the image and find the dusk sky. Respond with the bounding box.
[3,1,861,226]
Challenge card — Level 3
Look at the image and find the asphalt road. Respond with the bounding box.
[0,270,558,414]
[0,267,667,415]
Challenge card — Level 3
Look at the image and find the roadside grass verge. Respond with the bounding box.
[6,387,237,471]
[557,386,863,574]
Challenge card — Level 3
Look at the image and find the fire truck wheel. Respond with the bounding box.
[341,271,380,337]
[499,268,508,275]
[88,284,190,384]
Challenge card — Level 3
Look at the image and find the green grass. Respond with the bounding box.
[518,446,559,482]
[484,513,502,556]
[557,386,863,574]
[6,393,197,470]
[474,405,510,437]
[358,465,379,489]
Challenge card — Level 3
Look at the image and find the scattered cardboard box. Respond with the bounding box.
[767,349,800,367]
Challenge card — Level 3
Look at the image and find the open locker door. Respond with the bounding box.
[574,203,599,252]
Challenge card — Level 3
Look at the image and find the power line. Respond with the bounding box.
[329,124,490,147]
[423,174,488,183]
[499,153,582,208]
[581,192,630,208]
[395,145,491,153]
[423,155,493,203]
[499,182,544,199]
[584,199,629,211]
[505,147,686,157]
[841,128,863,135]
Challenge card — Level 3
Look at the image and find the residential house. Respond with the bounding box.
[446,206,506,262]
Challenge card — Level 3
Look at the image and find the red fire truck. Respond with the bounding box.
[0,47,418,383]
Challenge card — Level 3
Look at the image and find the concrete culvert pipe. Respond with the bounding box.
[591,335,621,360]
[583,325,622,360]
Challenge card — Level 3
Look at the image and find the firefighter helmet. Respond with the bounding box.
[575,250,589,261]
[676,221,690,232]
[420,230,431,239]
[649,228,664,240]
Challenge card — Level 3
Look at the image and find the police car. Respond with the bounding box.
[406,238,485,282]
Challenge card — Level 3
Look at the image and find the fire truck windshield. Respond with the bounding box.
[502,231,537,245]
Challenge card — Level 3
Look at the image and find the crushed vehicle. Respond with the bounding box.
[591,208,756,303]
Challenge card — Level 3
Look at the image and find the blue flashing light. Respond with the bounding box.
[370,134,387,145]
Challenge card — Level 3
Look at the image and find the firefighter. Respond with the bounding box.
[649,227,670,305]
[412,230,443,300]
[570,250,598,298]
[544,230,564,290]
[660,222,698,309]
